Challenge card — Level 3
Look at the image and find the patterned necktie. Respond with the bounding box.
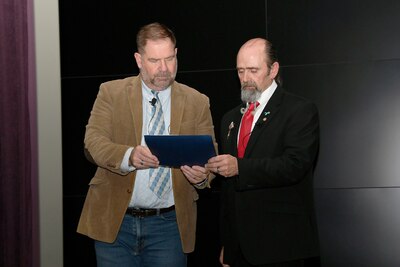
[148,91,171,198]
[237,102,258,158]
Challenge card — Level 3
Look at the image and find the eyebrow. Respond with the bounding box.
[236,67,259,70]
[148,54,176,61]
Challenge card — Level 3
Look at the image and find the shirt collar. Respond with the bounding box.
[257,80,277,107]
[141,80,171,102]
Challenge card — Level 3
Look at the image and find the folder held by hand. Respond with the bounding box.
[144,135,216,167]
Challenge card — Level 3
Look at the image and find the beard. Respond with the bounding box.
[241,81,262,103]
[141,68,177,90]
[146,71,175,90]
[149,71,175,89]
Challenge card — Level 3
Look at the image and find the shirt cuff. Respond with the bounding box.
[193,177,209,189]
[120,147,135,173]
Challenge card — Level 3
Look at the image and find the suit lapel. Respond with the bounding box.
[244,86,284,157]
[225,106,243,156]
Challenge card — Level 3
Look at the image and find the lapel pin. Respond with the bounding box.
[262,111,271,122]
[227,122,235,138]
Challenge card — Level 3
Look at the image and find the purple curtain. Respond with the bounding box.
[0,0,39,266]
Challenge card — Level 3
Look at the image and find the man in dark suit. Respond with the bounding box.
[206,38,320,267]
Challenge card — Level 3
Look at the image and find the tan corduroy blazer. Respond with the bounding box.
[77,75,217,253]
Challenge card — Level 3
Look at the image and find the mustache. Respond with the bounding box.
[241,81,258,90]
[155,71,171,78]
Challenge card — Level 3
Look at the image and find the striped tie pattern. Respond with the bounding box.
[148,91,171,198]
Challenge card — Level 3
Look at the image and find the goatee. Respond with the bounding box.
[241,83,261,103]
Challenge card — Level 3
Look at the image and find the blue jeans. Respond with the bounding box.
[95,210,187,267]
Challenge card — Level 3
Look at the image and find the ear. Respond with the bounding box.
[175,47,178,56]
[269,62,280,79]
[134,52,142,68]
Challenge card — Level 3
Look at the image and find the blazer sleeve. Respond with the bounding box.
[192,94,218,186]
[84,83,131,175]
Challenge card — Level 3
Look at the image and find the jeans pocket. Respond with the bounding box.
[160,210,177,221]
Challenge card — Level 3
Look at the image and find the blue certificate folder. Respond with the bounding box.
[144,135,216,167]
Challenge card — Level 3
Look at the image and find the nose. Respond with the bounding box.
[159,59,168,71]
[242,70,249,82]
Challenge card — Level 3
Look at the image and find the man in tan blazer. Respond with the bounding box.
[77,22,217,267]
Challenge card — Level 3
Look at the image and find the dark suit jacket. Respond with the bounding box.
[77,75,217,253]
[220,86,320,265]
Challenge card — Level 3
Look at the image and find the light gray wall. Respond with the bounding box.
[33,0,63,266]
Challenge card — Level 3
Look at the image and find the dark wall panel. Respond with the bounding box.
[61,76,106,196]
[316,188,400,267]
[59,0,266,77]
[268,0,400,65]
[267,0,400,266]
[63,196,96,267]
[281,60,400,188]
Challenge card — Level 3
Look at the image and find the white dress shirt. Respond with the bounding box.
[121,81,174,208]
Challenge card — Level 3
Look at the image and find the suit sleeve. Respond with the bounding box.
[219,111,239,252]
[84,83,131,175]
[236,101,320,190]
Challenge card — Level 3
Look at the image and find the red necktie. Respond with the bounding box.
[238,102,258,158]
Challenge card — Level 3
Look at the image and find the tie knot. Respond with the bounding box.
[151,91,161,105]
[247,102,259,112]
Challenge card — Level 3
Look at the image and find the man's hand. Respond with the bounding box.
[219,247,230,267]
[206,154,239,177]
[129,145,159,169]
[180,165,209,184]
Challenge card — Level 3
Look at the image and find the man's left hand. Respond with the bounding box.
[181,165,209,184]
[205,154,239,178]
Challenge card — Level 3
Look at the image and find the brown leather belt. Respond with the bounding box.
[126,205,175,217]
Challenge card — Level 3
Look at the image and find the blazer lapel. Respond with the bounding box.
[170,82,186,135]
[126,76,143,146]
[226,106,243,156]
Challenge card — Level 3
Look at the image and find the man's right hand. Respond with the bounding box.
[129,145,159,169]
[220,247,230,267]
